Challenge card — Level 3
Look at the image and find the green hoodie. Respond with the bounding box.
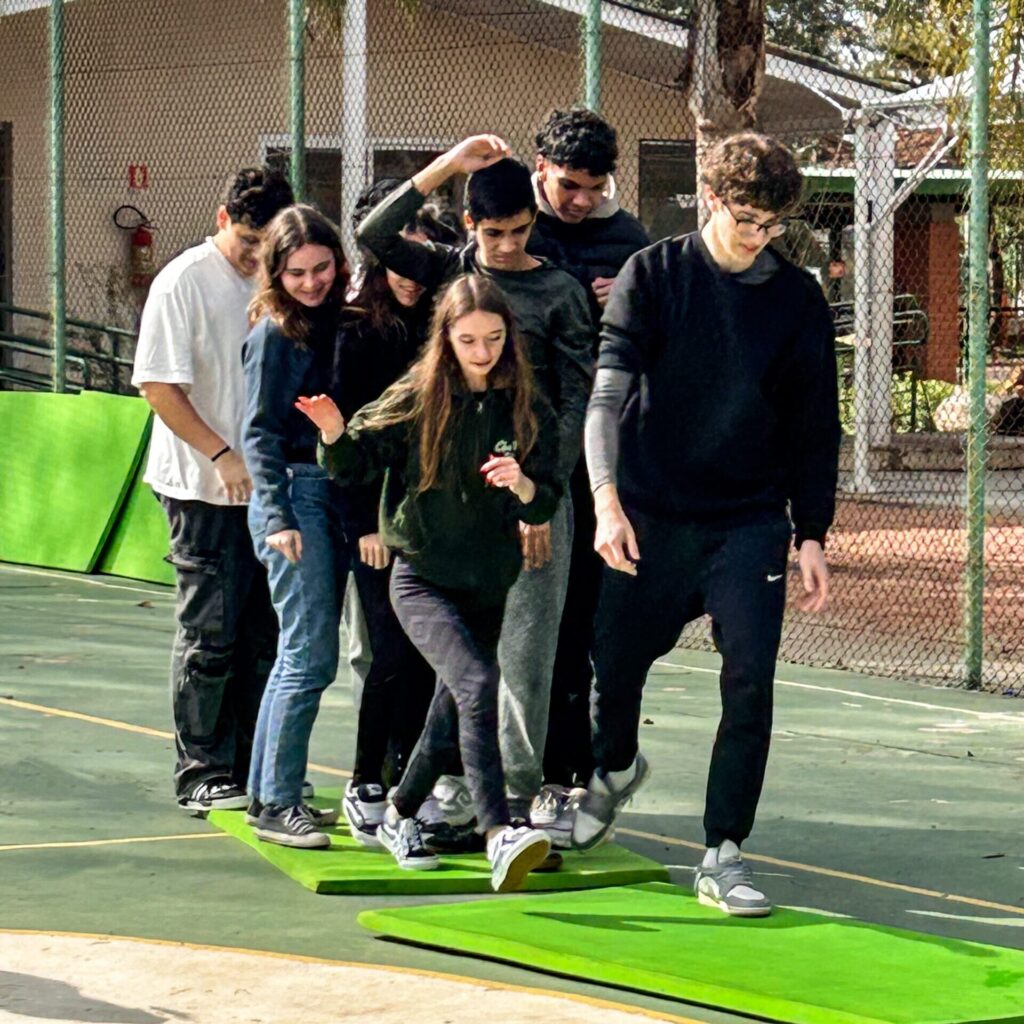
[320,384,560,598]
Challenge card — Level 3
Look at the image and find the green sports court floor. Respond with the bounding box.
[2,560,1023,1023]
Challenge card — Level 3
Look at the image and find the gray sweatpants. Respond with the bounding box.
[498,495,573,814]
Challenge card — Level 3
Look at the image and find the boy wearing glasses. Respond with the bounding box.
[570,133,840,917]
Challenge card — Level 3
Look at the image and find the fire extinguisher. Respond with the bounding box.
[114,204,156,289]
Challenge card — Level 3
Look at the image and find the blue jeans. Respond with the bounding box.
[248,465,347,806]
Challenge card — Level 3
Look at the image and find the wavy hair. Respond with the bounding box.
[249,204,347,342]
[360,274,538,492]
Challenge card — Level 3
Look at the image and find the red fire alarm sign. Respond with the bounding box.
[128,164,149,190]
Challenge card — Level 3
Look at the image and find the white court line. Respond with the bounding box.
[0,564,171,598]
[653,659,1024,725]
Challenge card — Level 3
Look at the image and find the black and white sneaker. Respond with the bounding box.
[254,804,331,849]
[245,798,339,828]
[421,819,485,854]
[177,779,248,813]
[487,825,551,893]
[342,781,387,847]
[376,804,439,870]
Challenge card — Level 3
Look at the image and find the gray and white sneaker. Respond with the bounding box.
[694,849,772,917]
[254,804,331,849]
[301,780,315,800]
[245,799,339,828]
[431,775,475,825]
[377,804,440,871]
[487,825,551,893]
[342,782,386,847]
[530,784,587,850]
[571,752,651,851]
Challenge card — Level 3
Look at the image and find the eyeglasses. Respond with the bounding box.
[721,200,790,239]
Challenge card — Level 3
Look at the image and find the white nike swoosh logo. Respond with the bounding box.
[767,574,784,582]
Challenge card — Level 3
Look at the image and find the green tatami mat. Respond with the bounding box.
[0,390,151,572]
[208,797,668,896]
[96,456,174,584]
[358,882,1024,1024]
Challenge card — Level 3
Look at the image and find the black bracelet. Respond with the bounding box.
[210,445,231,463]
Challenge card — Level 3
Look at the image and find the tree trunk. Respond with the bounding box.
[686,0,767,225]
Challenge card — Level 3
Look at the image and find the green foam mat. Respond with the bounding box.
[0,390,151,572]
[96,454,174,585]
[208,791,668,895]
[358,882,1024,1024]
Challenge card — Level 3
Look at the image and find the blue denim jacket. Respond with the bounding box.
[242,315,336,536]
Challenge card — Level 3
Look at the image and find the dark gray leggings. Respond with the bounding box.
[389,558,511,833]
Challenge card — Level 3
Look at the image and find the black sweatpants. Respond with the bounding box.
[591,509,791,848]
[544,457,600,787]
[160,495,278,797]
[349,554,435,788]
[388,558,511,833]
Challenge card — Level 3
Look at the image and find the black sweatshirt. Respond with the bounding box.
[594,232,840,546]
[331,304,430,537]
[356,180,595,479]
[319,386,561,598]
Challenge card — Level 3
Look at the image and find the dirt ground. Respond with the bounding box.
[680,496,1024,695]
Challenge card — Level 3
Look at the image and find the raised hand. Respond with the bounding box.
[294,394,346,444]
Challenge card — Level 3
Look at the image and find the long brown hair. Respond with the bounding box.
[249,204,348,342]
[362,274,539,492]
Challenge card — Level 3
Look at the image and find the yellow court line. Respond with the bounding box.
[7,697,1018,918]
[0,833,230,853]
[0,929,703,1024]
[0,696,349,779]
[0,563,172,598]
[618,827,1024,917]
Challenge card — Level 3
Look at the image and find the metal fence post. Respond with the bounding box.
[289,0,306,201]
[583,0,601,112]
[964,0,991,689]
[49,0,66,392]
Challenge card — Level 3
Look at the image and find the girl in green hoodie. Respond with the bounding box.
[296,274,560,893]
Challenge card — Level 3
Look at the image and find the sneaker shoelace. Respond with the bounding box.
[710,857,758,895]
[535,788,565,817]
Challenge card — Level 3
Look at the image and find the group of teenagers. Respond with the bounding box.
[132,108,840,910]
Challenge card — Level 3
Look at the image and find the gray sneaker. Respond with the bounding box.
[694,854,772,917]
[570,753,651,851]
[254,805,331,850]
[530,784,587,850]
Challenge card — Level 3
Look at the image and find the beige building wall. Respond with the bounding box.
[0,0,846,335]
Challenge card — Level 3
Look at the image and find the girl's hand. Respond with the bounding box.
[267,529,303,564]
[295,394,346,444]
[358,533,391,571]
[480,455,536,504]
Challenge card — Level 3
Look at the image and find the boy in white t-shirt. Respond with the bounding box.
[132,168,293,812]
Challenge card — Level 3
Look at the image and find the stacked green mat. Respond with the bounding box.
[0,390,172,584]
[208,793,669,896]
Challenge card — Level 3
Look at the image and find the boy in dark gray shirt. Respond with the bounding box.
[357,135,595,819]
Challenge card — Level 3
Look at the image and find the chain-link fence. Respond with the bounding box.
[0,0,1019,693]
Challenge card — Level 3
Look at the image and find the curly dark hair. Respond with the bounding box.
[535,107,618,176]
[700,133,803,215]
[220,167,294,229]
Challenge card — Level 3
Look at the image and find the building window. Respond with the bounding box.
[265,146,342,225]
[639,139,697,241]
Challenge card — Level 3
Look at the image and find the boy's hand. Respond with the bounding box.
[214,450,252,504]
[519,522,552,570]
[591,276,616,307]
[294,394,346,445]
[444,135,512,176]
[267,529,302,564]
[359,533,391,570]
[796,540,830,613]
[593,485,639,575]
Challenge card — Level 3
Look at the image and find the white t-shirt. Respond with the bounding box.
[131,238,256,505]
